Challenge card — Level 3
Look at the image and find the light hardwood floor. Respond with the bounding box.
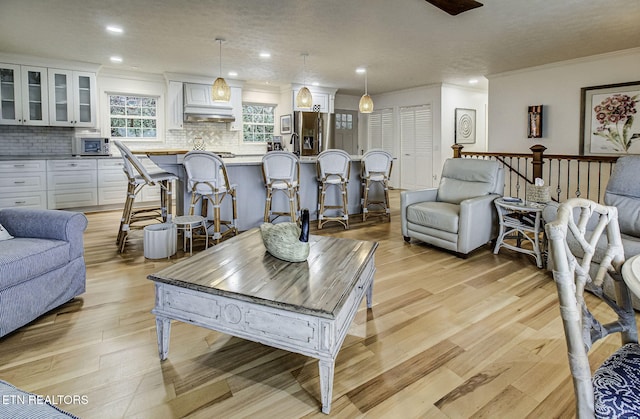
[0,190,631,418]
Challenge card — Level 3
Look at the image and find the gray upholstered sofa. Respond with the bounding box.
[543,156,640,308]
[0,208,88,337]
[401,158,504,256]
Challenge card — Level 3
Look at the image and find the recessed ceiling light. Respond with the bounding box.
[469,79,479,84]
[106,25,123,34]
[228,71,238,77]
[356,68,366,74]
[259,52,271,58]
[312,82,319,86]
[110,56,123,63]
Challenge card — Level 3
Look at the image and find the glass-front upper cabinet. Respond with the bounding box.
[48,69,96,127]
[0,64,22,124]
[0,64,48,125]
[22,66,49,125]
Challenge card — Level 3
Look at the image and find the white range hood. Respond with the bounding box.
[183,83,235,123]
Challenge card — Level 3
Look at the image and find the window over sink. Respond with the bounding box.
[242,103,275,142]
[109,94,158,139]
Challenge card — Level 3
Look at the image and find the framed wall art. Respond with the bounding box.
[455,108,476,144]
[280,114,292,134]
[580,81,640,156]
[527,105,543,138]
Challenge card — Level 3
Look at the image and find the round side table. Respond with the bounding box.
[173,215,208,256]
[622,254,640,300]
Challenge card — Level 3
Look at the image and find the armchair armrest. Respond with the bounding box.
[400,188,438,236]
[0,208,88,258]
[401,188,438,208]
[457,194,500,254]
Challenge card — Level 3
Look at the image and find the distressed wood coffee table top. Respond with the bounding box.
[148,228,378,319]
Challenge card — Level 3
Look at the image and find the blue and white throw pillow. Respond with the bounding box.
[0,223,13,241]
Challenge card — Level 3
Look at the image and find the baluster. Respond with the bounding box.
[575,160,581,198]
[556,159,562,202]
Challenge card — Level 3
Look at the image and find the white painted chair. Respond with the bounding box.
[361,149,393,222]
[546,198,640,418]
[316,149,351,229]
[183,151,237,245]
[113,140,178,253]
[262,151,300,224]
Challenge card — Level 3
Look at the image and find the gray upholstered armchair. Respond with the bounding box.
[401,158,504,256]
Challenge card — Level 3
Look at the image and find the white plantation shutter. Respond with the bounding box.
[367,108,393,151]
[400,104,433,189]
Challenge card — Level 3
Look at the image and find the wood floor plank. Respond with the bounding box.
[1,190,636,417]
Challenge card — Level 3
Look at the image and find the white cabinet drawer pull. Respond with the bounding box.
[13,180,26,184]
[13,164,25,168]
[14,201,27,204]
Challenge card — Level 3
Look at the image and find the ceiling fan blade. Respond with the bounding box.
[425,0,483,15]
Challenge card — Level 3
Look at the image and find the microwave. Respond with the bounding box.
[73,137,111,156]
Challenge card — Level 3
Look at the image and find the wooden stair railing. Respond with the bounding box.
[452,144,618,204]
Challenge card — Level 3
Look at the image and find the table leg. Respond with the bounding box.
[156,317,171,361]
[318,359,335,414]
[366,280,374,309]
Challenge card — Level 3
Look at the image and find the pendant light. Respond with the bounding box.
[212,38,231,102]
[296,53,313,109]
[359,69,374,113]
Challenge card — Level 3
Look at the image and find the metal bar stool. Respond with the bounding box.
[113,140,178,253]
[361,149,393,222]
[262,151,300,224]
[316,149,351,229]
[183,151,238,245]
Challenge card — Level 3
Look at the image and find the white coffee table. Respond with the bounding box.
[148,228,378,414]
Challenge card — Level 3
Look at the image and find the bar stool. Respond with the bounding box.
[113,140,178,253]
[262,151,300,224]
[182,151,238,245]
[361,149,393,222]
[316,149,351,229]
[172,215,208,256]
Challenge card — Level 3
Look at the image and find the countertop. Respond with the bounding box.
[1,152,362,163]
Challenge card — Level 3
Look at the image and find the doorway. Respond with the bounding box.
[334,110,358,155]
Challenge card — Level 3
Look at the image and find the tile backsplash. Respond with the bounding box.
[0,125,75,155]
[0,123,269,156]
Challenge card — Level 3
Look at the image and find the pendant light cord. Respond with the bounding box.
[218,39,223,77]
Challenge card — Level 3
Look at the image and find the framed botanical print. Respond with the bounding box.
[580,81,640,155]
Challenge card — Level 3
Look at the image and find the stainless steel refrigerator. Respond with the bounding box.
[290,111,334,156]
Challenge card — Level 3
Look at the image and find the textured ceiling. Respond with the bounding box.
[0,0,639,95]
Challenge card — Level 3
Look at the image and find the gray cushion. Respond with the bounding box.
[437,159,499,204]
[604,155,640,237]
[605,193,640,237]
[0,238,70,290]
[406,201,460,233]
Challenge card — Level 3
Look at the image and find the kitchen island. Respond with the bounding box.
[144,151,363,231]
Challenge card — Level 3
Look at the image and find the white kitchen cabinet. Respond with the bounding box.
[0,160,47,209]
[138,157,164,202]
[97,159,128,205]
[46,159,98,209]
[47,69,96,127]
[292,87,335,113]
[166,80,184,130]
[0,64,48,125]
[228,86,243,131]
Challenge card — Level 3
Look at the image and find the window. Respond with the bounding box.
[109,94,157,139]
[243,104,275,142]
[335,112,353,130]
